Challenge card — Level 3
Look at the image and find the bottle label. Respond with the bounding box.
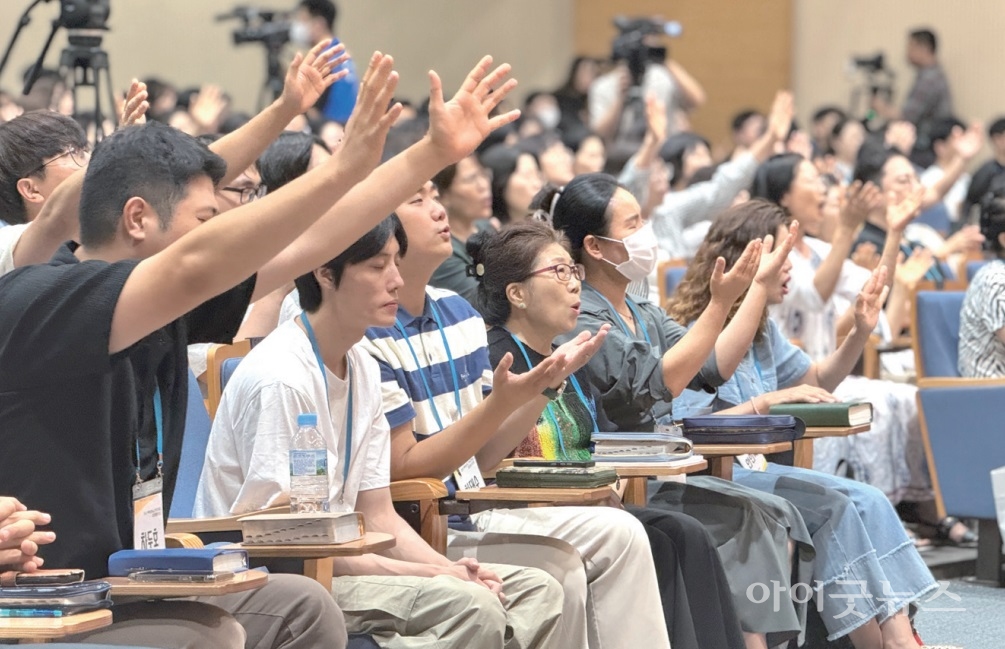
[290,449,329,477]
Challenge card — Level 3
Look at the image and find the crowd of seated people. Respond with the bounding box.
[2,3,1000,647]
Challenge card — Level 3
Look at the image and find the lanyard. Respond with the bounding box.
[301,312,353,489]
[586,283,652,345]
[737,352,767,403]
[507,332,599,441]
[393,298,463,432]
[136,386,164,482]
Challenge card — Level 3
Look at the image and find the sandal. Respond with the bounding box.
[935,516,978,548]
[905,526,934,552]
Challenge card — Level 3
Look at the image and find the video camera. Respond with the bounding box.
[611,16,682,87]
[59,0,111,31]
[851,52,887,74]
[216,6,290,48]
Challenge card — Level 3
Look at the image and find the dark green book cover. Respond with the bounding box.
[767,402,873,427]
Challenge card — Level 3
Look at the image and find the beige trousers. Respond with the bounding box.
[331,563,562,649]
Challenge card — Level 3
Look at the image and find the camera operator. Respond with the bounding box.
[871,28,953,166]
[290,0,358,124]
[588,17,706,174]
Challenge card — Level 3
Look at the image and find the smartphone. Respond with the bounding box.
[512,459,596,468]
[13,570,85,586]
[128,570,234,583]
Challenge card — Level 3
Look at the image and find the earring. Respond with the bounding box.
[518,303,527,309]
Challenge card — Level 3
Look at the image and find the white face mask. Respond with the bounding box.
[289,21,312,48]
[535,106,561,131]
[597,221,658,282]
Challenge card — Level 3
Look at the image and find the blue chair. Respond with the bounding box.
[967,259,990,283]
[917,378,1005,585]
[911,291,965,379]
[914,202,953,236]
[169,369,213,519]
[658,261,688,308]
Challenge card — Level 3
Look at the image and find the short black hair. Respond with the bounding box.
[296,214,407,311]
[258,131,329,192]
[79,122,227,247]
[731,109,762,133]
[928,116,965,147]
[980,173,1005,256]
[299,0,337,31]
[0,111,87,224]
[852,140,898,186]
[909,28,937,53]
[988,118,1005,138]
[812,105,846,124]
[660,132,710,186]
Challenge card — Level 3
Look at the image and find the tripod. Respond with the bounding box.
[257,37,286,111]
[58,31,118,138]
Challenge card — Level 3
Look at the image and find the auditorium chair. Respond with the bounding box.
[657,259,688,308]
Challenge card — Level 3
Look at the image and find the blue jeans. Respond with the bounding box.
[734,464,938,641]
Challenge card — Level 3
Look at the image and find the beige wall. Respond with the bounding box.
[794,1,1005,127]
[0,0,574,114]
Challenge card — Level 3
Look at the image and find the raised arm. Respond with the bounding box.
[109,52,400,354]
[209,41,349,187]
[662,241,759,395]
[665,59,706,109]
[814,181,882,302]
[251,55,522,301]
[921,123,982,211]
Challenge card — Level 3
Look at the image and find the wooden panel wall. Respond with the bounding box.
[574,0,792,150]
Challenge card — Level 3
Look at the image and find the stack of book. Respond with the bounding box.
[591,432,694,463]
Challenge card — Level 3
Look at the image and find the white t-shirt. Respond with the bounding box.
[919,165,970,223]
[770,237,874,361]
[0,224,29,277]
[193,319,390,517]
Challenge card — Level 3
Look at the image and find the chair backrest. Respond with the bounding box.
[967,260,990,283]
[170,369,214,518]
[912,291,965,379]
[658,260,688,308]
[206,340,252,419]
[917,380,1005,519]
[914,202,952,236]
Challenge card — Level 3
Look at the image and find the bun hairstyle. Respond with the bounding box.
[980,173,1005,255]
[532,173,624,263]
[750,153,803,207]
[466,221,569,327]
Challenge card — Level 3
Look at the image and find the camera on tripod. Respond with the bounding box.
[218,6,291,48]
[611,16,682,88]
[846,51,895,121]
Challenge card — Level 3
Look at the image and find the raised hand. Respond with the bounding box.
[426,56,520,166]
[119,79,149,127]
[884,120,916,155]
[951,122,984,161]
[886,187,924,232]
[333,52,402,181]
[644,95,668,143]
[853,265,890,333]
[894,247,935,290]
[189,84,227,133]
[943,224,985,255]
[710,239,762,306]
[755,221,798,285]
[552,325,611,376]
[840,181,883,230]
[279,39,349,116]
[766,91,794,142]
[491,351,572,411]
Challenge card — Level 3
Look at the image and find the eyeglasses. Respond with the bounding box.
[220,184,268,204]
[527,263,585,283]
[457,168,493,186]
[23,146,90,178]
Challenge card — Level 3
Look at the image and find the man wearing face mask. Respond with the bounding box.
[290,0,358,124]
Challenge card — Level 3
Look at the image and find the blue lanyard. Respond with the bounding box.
[301,312,353,486]
[136,386,164,481]
[737,352,766,403]
[393,298,463,432]
[586,283,652,345]
[507,331,599,440]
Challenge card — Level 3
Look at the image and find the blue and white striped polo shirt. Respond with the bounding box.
[361,286,493,439]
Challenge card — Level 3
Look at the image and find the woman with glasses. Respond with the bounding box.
[429,155,494,305]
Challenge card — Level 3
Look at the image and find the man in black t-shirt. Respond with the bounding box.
[0,47,520,647]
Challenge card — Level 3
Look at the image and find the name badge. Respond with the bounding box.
[132,477,166,550]
[453,456,486,491]
[737,453,768,472]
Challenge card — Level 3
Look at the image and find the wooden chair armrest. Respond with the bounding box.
[166,505,289,534]
[389,478,448,502]
[917,377,1005,389]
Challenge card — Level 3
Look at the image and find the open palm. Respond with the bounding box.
[280,40,349,115]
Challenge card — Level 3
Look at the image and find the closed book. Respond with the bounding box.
[768,402,873,427]
[495,466,618,489]
[107,549,249,577]
[238,512,365,545]
[591,432,693,459]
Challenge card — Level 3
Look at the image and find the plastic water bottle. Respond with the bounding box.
[289,413,330,513]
